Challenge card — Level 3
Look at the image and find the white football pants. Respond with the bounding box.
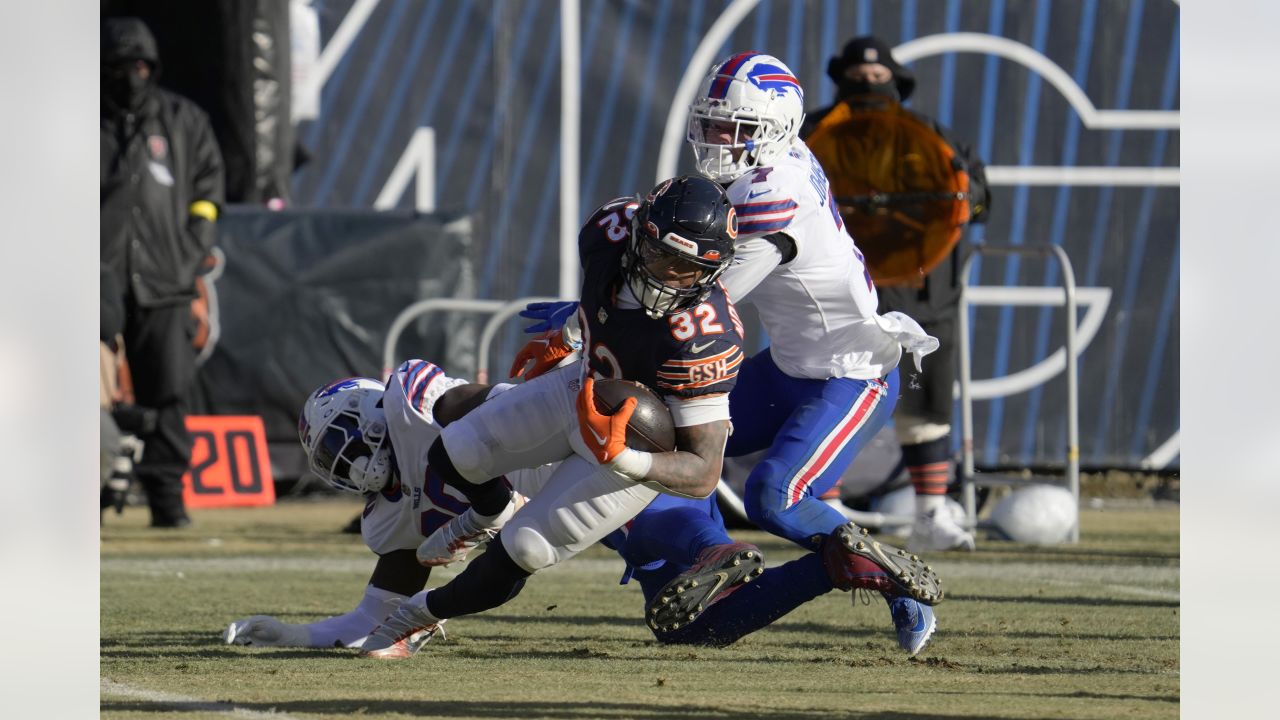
[439,360,658,573]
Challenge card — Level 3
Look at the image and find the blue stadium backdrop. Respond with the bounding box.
[287,0,1179,471]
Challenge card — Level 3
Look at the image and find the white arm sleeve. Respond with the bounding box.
[303,585,410,649]
[665,393,731,427]
[720,236,784,303]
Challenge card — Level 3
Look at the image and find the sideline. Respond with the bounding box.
[101,678,303,719]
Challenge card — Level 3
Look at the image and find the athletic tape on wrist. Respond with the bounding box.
[609,447,653,480]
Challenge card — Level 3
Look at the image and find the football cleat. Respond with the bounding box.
[358,606,446,660]
[908,506,976,552]
[416,494,524,567]
[887,597,937,657]
[821,522,944,605]
[646,542,764,633]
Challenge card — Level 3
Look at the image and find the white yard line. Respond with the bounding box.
[101,678,303,719]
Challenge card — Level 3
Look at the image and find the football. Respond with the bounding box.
[592,379,675,453]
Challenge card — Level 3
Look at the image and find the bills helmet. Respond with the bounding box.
[623,175,737,319]
[688,52,806,183]
[298,377,394,493]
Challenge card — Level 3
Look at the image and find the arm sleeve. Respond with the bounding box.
[719,236,783,302]
[303,585,410,648]
[186,109,225,254]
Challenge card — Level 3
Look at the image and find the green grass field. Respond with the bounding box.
[101,499,1179,719]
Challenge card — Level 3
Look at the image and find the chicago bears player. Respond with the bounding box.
[223,361,553,650]
[519,53,944,654]
[354,176,753,659]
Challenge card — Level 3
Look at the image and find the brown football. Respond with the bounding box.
[592,379,676,453]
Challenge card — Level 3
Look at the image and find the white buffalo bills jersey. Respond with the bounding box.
[719,140,908,380]
[360,359,554,555]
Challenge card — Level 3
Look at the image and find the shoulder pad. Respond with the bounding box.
[393,359,449,419]
[588,196,638,220]
[727,174,799,236]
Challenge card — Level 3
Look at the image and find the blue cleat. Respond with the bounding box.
[887,596,936,657]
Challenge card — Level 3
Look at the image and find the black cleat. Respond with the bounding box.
[646,542,765,633]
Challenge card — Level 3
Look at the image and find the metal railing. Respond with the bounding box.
[382,296,560,380]
[957,244,1081,542]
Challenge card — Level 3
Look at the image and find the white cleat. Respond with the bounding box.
[359,606,446,660]
[908,506,976,552]
[415,494,524,566]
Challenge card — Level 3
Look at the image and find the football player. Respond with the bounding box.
[352,176,754,659]
[518,53,945,655]
[223,361,553,650]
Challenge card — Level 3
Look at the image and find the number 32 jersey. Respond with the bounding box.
[576,198,746,421]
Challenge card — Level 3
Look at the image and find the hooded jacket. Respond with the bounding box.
[101,17,225,307]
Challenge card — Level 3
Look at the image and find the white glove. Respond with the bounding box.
[223,615,312,647]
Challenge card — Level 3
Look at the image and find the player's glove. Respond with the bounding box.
[576,376,636,465]
[223,615,311,647]
[519,300,579,334]
[509,329,576,380]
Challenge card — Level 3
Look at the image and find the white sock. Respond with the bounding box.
[915,493,946,515]
[407,590,442,623]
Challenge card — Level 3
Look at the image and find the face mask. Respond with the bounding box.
[104,64,152,113]
[839,79,900,103]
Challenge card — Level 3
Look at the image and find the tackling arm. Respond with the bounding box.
[224,550,429,648]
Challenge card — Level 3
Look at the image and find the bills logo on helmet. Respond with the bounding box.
[316,377,363,398]
[746,63,802,99]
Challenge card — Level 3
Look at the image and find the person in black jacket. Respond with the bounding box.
[101,17,225,528]
[802,36,991,552]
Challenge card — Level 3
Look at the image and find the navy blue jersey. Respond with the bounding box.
[577,198,746,401]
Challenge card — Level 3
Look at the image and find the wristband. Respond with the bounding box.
[609,447,652,480]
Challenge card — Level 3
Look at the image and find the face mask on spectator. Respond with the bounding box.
[104,61,153,113]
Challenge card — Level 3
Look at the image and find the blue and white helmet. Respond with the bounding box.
[687,52,807,183]
[298,377,393,493]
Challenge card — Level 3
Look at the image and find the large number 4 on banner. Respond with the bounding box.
[182,416,276,508]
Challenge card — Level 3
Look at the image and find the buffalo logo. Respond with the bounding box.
[726,206,739,239]
[746,63,803,99]
[317,377,363,398]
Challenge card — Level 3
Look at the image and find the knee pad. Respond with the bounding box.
[894,414,950,445]
[500,525,560,573]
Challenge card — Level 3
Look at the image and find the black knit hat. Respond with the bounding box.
[102,17,160,68]
[826,35,916,101]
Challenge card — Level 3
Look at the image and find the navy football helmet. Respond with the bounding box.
[623,175,738,319]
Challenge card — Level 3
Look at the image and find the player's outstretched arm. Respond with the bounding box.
[224,550,429,649]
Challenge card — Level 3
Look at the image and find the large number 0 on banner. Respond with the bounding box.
[182,416,276,508]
